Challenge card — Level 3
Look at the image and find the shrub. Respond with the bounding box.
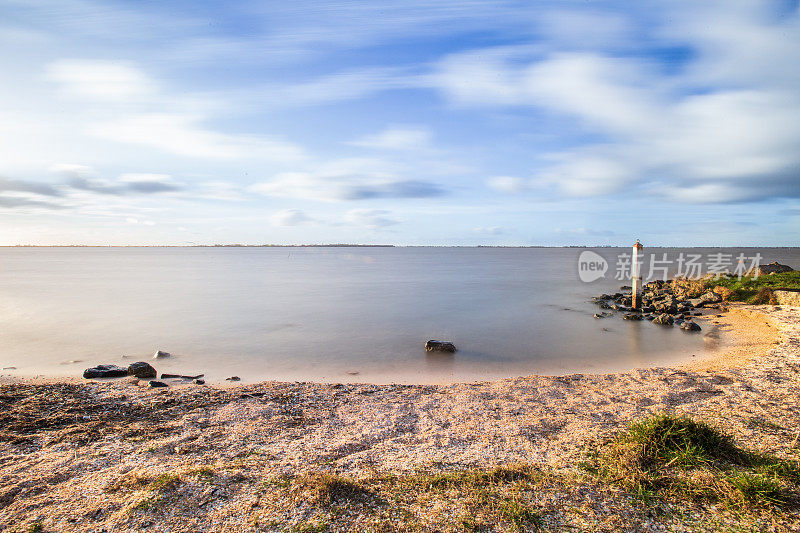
[750,287,777,305]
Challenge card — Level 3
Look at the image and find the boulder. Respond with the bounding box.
[128,361,157,379]
[652,314,674,326]
[688,298,704,308]
[83,364,129,379]
[153,350,171,359]
[681,321,702,332]
[758,262,794,275]
[653,299,677,314]
[148,380,168,388]
[425,340,457,353]
[699,291,721,305]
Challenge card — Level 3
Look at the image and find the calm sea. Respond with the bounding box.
[1,247,797,383]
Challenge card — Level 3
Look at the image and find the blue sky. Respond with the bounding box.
[0,0,798,245]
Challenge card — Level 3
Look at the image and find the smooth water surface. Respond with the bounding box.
[1,247,797,383]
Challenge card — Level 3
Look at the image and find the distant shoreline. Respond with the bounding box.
[1,244,798,248]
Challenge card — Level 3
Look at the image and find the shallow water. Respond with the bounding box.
[1,247,797,383]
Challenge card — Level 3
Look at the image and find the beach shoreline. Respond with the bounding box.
[1,303,798,531]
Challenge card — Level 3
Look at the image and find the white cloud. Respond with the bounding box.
[250,157,445,202]
[486,176,526,193]
[429,6,800,205]
[473,226,503,235]
[45,59,156,101]
[344,209,400,229]
[270,208,313,227]
[87,113,306,161]
[350,126,432,150]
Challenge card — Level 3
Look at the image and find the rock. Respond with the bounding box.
[758,262,794,275]
[153,350,171,359]
[161,373,204,380]
[425,340,457,353]
[619,285,632,290]
[83,364,129,379]
[688,298,704,308]
[226,376,241,381]
[652,314,674,326]
[127,361,157,379]
[598,302,612,310]
[699,291,721,305]
[148,380,168,388]
[593,313,604,319]
[194,379,205,385]
[623,313,643,321]
[681,321,702,332]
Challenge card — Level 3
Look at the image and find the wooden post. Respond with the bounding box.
[631,240,643,310]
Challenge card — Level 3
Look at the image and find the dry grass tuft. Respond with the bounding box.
[295,472,372,506]
[750,287,777,305]
[590,413,800,512]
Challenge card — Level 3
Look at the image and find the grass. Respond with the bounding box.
[703,272,800,303]
[296,472,373,506]
[275,465,545,532]
[591,413,800,512]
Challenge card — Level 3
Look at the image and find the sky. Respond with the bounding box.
[0,0,799,246]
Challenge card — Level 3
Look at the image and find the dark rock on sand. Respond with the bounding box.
[681,321,702,332]
[128,361,157,379]
[83,364,129,379]
[623,313,643,320]
[161,373,204,380]
[153,350,171,359]
[226,376,241,381]
[194,379,205,385]
[148,380,168,388]
[426,340,457,353]
[759,262,794,275]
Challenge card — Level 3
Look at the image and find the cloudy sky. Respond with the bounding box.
[1,0,798,246]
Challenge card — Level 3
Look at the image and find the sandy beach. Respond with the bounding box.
[1,303,799,532]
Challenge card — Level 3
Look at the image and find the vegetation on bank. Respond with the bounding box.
[588,414,800,511]
[670,271,800,304]
[243,414,799,531]
[13,412,800,532]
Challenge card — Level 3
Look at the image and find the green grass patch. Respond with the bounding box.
[592,413,800,512]
[704,272,800,303]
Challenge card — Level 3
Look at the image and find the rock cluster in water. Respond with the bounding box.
[591,279,726,332]
[83,353,204,388]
